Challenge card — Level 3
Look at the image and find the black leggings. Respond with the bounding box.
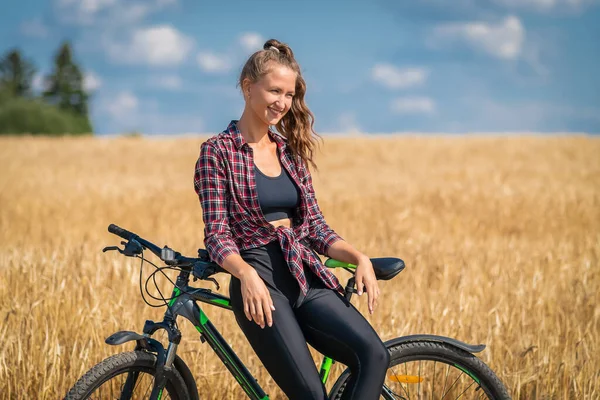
[229,240,390,400]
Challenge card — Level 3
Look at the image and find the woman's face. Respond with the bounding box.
[245,62,296,126]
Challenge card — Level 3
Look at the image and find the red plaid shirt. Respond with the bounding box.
[194,120,344,295]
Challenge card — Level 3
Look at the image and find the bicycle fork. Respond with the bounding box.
[146,342,179,400]
[105,317,183,400]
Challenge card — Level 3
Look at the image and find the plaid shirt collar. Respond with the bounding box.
[226,120,288,152]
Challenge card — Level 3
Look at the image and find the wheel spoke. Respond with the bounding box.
[138,374,152,397]
[441,371,464,400]
[404,360,411,399]
[143,376,153,398]
[418,360,421,399]
[391,365,411,399]
[441,363,450,397]
[454,380,476,399]
[431,361,436,400]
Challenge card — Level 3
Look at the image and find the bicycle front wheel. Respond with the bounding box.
[65,351,189,400]
[329,340,510,400]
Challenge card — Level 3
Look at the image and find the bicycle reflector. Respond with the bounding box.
[388,374,425,384]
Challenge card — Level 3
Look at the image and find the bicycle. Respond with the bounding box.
[65,224,510,399]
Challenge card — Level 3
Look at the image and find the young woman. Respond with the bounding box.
[194,39,389,400]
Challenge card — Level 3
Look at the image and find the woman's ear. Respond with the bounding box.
[242,78,252,100]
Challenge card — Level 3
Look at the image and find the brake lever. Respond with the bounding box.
[102,240,143,257]
[192,262,221,290]
[102,246,123,254]
[206,277,220,291]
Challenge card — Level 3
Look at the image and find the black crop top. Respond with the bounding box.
[254,162,300,222]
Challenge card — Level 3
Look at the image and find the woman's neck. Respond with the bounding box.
[237,109,272,148]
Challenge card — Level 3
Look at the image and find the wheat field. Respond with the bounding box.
[0,133,598,399]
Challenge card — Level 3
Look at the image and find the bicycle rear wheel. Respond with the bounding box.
[65,351,189,400]
[329,340,510,400]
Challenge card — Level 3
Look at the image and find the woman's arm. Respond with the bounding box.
[328,239,379,314]
[326,239,368,266]
[194,141,241,266]
[194,141,275,327]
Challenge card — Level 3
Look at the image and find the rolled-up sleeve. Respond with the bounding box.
[300,161,343,256]
[194,141,240,265]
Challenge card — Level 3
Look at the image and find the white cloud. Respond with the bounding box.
[55,0,177,26]
[432,15,525,60]
[119,3,152,23]
[492,0,597,11]
[391,97,436,114]
[20,18,49,38]
[56,0,117,24]
[104,91,139,121]
[371,64,428,89]
[79,0,117,14]
[149,74,183,90]
[104,25,194,66]
[97,87,207,134]
[239,32,265,52]
[197,51,232,73]
[84,71,102,91]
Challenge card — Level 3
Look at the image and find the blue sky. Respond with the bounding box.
[1,0,599,134]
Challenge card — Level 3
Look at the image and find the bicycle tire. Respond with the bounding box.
[64,351,189,400]
[329,340,510,400]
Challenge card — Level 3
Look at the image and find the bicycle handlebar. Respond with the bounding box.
[108,223,135,241]
[108,224,218,272]
[105,223,360,290]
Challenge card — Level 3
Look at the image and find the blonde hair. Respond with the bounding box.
[238,38,322,171]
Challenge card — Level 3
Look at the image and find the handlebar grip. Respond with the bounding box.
[108,224,135,241]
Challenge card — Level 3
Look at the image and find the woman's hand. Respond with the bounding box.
[239,268,275,329]
[355,255,380,314]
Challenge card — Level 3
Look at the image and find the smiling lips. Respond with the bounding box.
[269,106,284,116]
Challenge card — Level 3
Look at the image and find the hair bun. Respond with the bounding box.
[263,39,294,59]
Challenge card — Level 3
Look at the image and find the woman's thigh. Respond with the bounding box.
[294,286,390,398]
[229,277,327,399]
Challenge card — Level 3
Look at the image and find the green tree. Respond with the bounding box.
[0,42,93,135]
[0,48,36,97]
[0,96,92,135]
[43,41,91,120]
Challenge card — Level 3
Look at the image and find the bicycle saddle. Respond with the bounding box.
[370,257,405,280]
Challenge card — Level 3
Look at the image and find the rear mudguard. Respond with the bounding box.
[105,330,200,400]
[384,334,485,353]
[328,334,486,398]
